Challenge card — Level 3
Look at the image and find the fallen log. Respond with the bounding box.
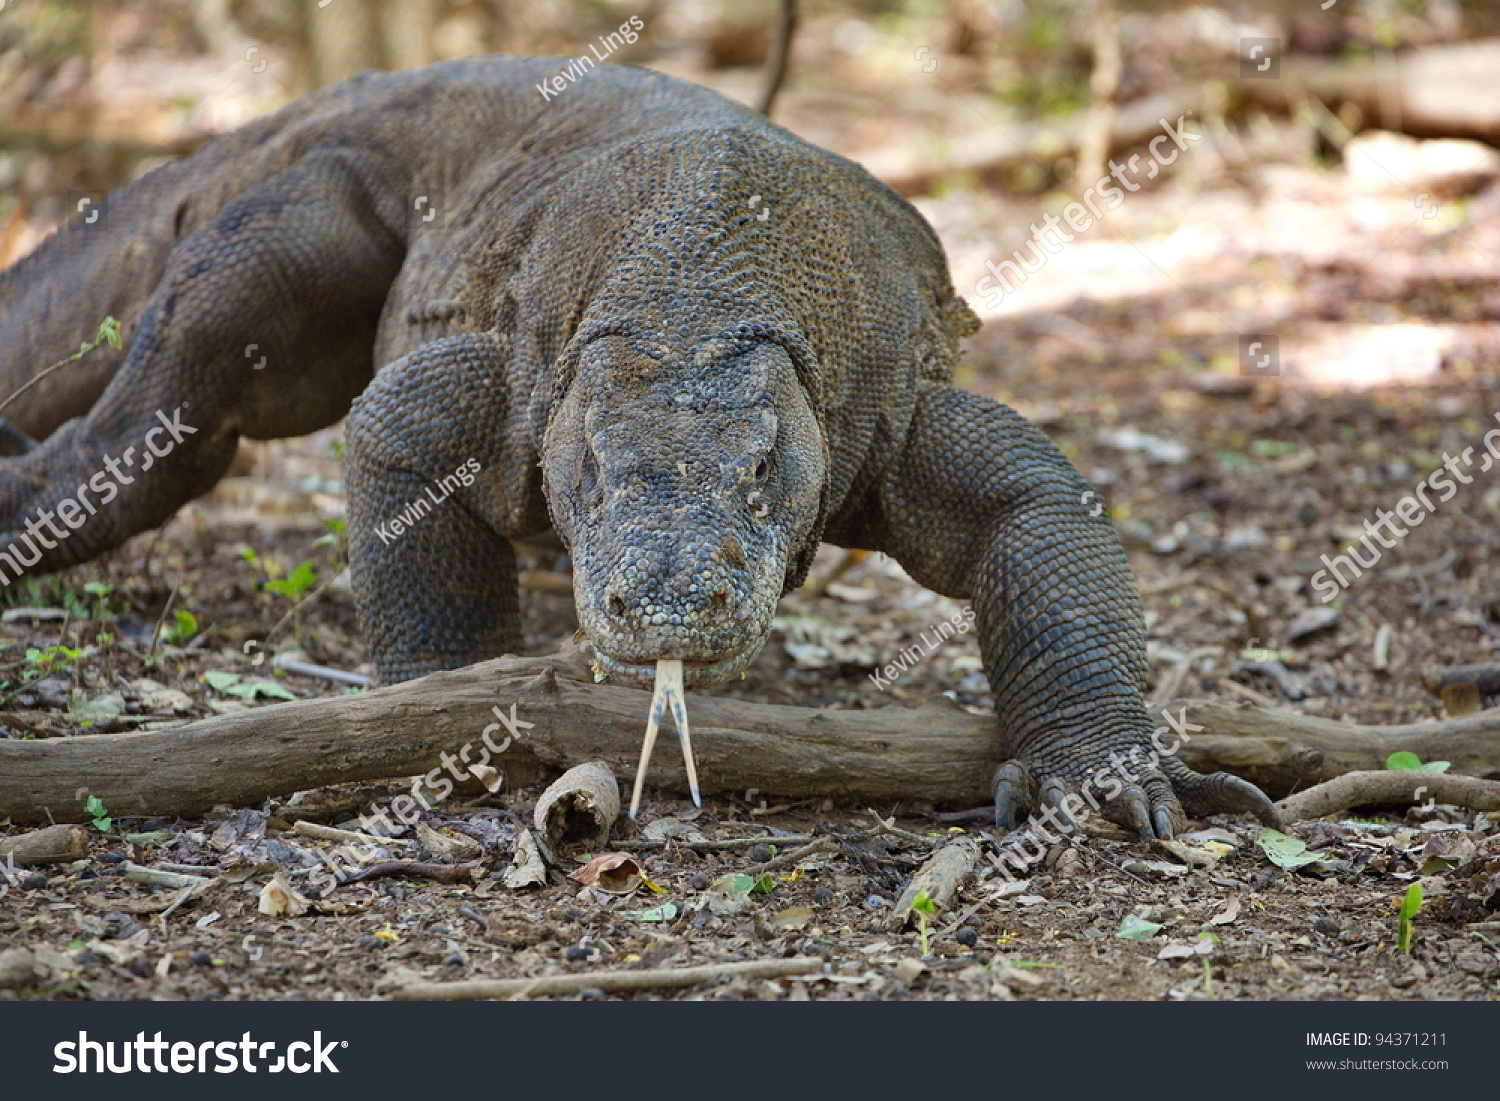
[0,822,89,866]
[1236,40,1500,147]
[0,647,1497,825]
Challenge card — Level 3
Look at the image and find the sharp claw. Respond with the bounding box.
[1120,787,1153,837]
[1173,769,1283,828]
[1040,779,1080,835]
[994,780,1020,829]
[992,760,1029,830]
[1152,805,1176,839]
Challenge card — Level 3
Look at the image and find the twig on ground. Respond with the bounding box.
[146,581,181,661]
[292,820,413,849]
[863,809,936,846]
[272,655,373,688]
[886,839,982,933]
[389,956,823,1001]
[124,862,211,890]
[346,859,483,885]
[751,836,836,876]
[610,834,818,852]
[1278,771,1500,822]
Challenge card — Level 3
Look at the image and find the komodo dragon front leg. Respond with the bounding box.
[0,152,402,578]
[871,382,1278,837]
[344,333,548,683]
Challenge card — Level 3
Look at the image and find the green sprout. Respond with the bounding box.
[86,795,112,833]
[1385,751,1450,774]
[264,560,318,602]
[82,581,114,620]
[1398,883,1423,954]
[913,891,937,957]
[162,609,199,647]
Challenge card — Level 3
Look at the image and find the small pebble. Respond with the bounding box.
[565,946,591,962]
[73,951,101,967]
[128,957,153,979]
[1313,917,1340,936]
[354,935,383,951]
[443,954,464,967]
[690,874,710,891]
[812,887,835,904]
[749,844,773,862]
[189,951,214,967]
[579,987,606,1001]
[865,894,884,909]
[21,875,46,891]
[102,851,126,865]
[956,928,979,948]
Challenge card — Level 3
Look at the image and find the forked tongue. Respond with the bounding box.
[628,659,702,818]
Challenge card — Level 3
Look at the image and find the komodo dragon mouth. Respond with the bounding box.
[590,645,761,690]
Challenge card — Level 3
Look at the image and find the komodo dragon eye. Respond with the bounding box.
[753,457,770,482]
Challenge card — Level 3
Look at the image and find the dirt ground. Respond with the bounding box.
[4,6,1500,1003]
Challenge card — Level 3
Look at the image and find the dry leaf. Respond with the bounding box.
[1155,838,1222,869]
[1207,897,1242,926]
[568,852,643,894]
[468,764,503,793]
[771,906,815,929]
[503,830,547,890]
[257,872,310,917]
[415,821,479,857]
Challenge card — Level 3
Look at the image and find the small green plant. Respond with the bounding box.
[82,581,114,620]
[1398,883,1423,954]
[27,645,84,675]
[264,560,318,601]
[1386,751,1450,774]
[913,891,937,956]
[0,645,85,706]
[312,517,348,561]
[85,795,112,833]
[0,317,121,421]
[162,608,199,647]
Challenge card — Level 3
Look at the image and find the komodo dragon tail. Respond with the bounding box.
[0,93,348,447]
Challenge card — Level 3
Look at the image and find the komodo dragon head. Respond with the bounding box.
[542,329,826,689]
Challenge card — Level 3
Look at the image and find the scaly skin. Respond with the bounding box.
[0,56,1278,835]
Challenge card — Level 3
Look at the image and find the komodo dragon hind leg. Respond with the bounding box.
[0,152,403,582]
[346,333,541,684]
[870,382,1279,838]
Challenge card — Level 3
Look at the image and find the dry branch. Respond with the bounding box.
[1278,771,1500,823]
[887,839,982,933]
[2,647,1499,824]
[389,956,823,1001]
[0,823,88,866]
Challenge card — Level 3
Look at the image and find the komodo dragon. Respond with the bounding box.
[0,56,1276,835]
